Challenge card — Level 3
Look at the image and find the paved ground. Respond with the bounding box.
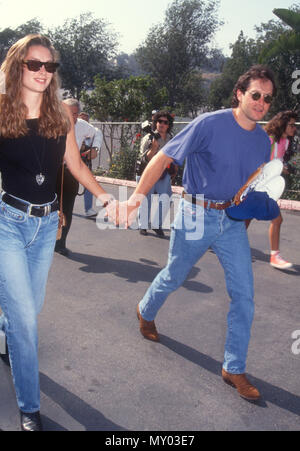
[1,184,300,431]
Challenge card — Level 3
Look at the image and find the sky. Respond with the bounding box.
[0,0,296,56]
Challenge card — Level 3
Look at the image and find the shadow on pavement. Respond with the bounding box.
[160,335,300,416]
[67,251,213,293]
[40,373,126,431]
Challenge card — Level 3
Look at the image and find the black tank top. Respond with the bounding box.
[0,119,66,204]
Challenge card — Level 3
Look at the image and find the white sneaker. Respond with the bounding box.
[85,208,97,217]
[0,330,6,354]
[270,252,293,270]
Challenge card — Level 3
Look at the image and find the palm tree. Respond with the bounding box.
[260,9,300,60]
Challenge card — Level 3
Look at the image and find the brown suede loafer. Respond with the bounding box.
[222,369,261,401]
[136,304,160,342]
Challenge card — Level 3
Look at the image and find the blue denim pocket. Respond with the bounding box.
[0,201,27,223]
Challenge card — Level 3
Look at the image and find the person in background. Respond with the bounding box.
[55,99,102,256]
[136,111,175,237]
[78,111,103,218]
[264,110,298,269]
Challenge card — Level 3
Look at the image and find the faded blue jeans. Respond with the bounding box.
[136,173,172,229]
[139,198,254,374]
[0,193,58,413]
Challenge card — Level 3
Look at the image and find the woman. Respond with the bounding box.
[137,111,176,237]
[264,110,298,269]
[0,34,113,431]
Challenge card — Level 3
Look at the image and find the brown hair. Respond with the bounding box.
[0,34,70,139]
[232,65,277,108]
[153,110,174,134]
[264,110,298,142]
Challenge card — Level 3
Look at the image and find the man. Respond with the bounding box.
[55,99,102,256]
[78,111,103,218]
[111,65,276,401]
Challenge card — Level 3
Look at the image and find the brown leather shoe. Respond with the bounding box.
[137,304,160,342]
[222,369,261,401]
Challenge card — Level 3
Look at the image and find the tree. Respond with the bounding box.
[258,7,300,113]
[135,0,222,109]
[49,12,118,98]
[175,71,207,118]
[0,19,44,64]
[81,75,168,162]
[208,32,259,110]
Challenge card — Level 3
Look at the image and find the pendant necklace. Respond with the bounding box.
[28,129,47,186]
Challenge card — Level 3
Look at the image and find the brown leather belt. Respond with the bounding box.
[182,191,232,210]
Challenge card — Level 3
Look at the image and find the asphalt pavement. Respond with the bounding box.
[1,184,300,431]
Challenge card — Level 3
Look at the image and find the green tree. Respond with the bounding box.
[258,7,300,113]
[208,32,259,110]
[49,12,118,98]
[175,71,207,118]
[81,75,168,162]
[0,19,44,64]
[136,0,222,109]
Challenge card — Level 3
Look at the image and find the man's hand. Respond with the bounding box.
[105,196,145,228]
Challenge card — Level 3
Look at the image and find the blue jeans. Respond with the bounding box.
[84,189,93,212]
[0,193,58,412]
[136,173,172,229]
[139,199,254,374]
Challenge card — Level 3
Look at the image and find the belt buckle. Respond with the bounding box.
[28,204,35,217]
[214,201,226,210]
[28,204,50,217]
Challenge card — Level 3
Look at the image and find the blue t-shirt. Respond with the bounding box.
[163,109,271,200]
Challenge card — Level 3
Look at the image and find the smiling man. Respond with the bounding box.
[113,65,276,402]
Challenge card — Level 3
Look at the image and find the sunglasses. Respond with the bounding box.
[23,60,60,73]
[287,123,297,128]
[249,91,273,104]
[157,119,169,125]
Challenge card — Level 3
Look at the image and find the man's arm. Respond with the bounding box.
[107,150,173,227]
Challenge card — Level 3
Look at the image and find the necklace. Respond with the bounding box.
[27,121,47,186]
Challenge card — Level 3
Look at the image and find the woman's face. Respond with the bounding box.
[284,118,297,138]
[22,45,54,96]
[155,116,170,134]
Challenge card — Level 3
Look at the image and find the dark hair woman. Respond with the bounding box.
[264,110,298,269]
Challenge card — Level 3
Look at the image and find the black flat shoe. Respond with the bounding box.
[20,411,43,432]
[54,244,70,257]
[152,228,165,238]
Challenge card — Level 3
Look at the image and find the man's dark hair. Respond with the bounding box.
[153,111,174,133]
[232,65,277,108]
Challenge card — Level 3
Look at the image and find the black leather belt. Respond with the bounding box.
[2,193,59,217]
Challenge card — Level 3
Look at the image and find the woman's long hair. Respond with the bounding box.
[0,34,70,139]
[264,110,298,142]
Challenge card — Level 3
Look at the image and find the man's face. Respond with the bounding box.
[69,105,79,124]
[237,78,274,126]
